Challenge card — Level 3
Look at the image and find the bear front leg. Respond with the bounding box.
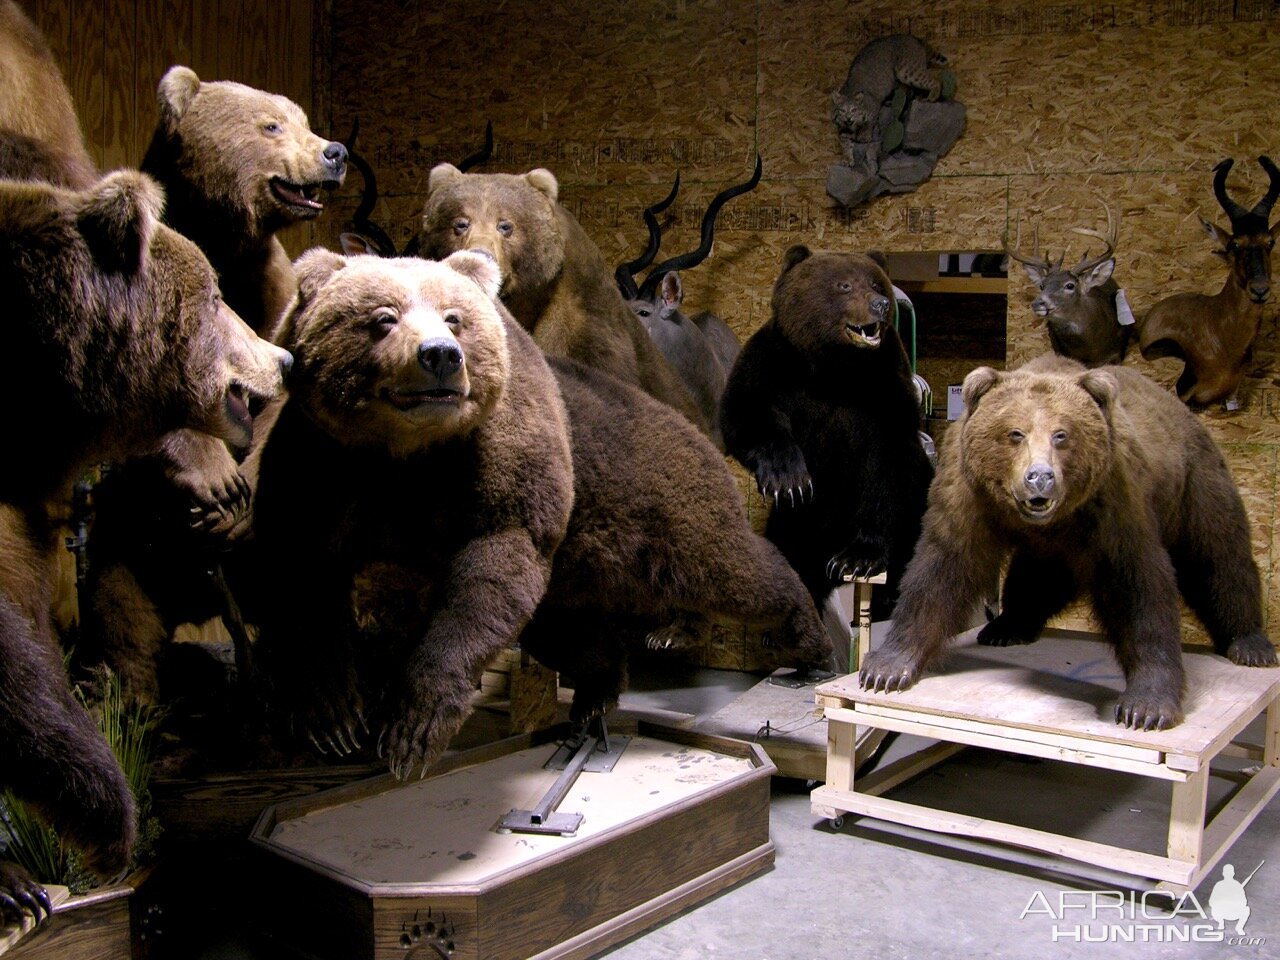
[157,429,249,537]
[0,598,137,883]
[860,509,1004,691]
[1091,539,1186,730]
[383,529,552,779]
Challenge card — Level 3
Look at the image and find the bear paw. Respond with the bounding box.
[825,537,888,583]
[751,444,812,507]
[644,615,703,654]
[1225,633,1279,668]
[976,615,1039,647]
[380,685,471,781]
[272,663,367,758]
[1114,689,1183,731]
[167,455,251,537]
[858,647,922,693]
[0,861,53,926]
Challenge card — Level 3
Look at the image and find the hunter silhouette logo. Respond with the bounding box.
[1210,861,1263,935]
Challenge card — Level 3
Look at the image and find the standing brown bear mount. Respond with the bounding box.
[860,355,1277,730]
[242,250,832,776]
[419,163,710,438]
[0,172,291,920]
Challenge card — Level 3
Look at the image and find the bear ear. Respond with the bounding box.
[293,247,347,305]
[445,250,502,301]
[525,168,559,202]
[1078,369,1118,414]
[157,66,201,131]
[428,162,463,196]
[77,170,164,275]
[961,366,1002,414]
[865,250,889,271]
[782,245,812,272]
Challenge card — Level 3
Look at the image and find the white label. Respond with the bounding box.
[1115,289,1136,326]
[947,384,965,421]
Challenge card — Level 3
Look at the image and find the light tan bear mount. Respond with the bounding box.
[420,164,710,437]
[0,171,290,922]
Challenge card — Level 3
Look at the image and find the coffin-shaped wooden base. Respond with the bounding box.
[250,721,775,960]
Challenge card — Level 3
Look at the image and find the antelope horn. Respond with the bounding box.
[1212,158,1250,225]
[1251,155,1280,222]
[344,117,397,257]
[637,154,763,301]
[1001,214,1051,272]
[457,120,494,173]
[615,174,680,299]
[1069,200,1117,276]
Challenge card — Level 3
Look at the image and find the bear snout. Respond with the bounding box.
[419,338,464,379]
[322,141,348,182]
[869,295,890,318]
[1023,463,1055,496]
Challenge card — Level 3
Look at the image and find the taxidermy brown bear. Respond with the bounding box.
[0,171,291,920]
[720,245,933,619]
[243,251,832,777]
[860,355,1278,730]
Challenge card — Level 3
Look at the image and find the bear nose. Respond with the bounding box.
[419,338,463,378]
[279,350,294,380]
[1024,463,1055,496]
[323,141,348,174]
[870,296,890,318]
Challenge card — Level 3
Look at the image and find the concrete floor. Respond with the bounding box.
[598,654,1280,960]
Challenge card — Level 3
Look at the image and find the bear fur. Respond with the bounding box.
[419,164,710,437]
[0,171,291,916]
[0,1,95,189]
[720,245,933,619]
[241,250,831,776]
[859,354,1278,730]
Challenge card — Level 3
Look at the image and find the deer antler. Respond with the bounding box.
[1001,213,1052,273]
[1069,200,1117,276]
[615,174,680,299]
[1252,155,1279,223]
[637,155,763,301]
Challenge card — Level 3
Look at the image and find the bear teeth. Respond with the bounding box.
[270,177,324,212]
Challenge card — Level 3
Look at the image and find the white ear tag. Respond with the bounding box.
[1115,289,1136,327]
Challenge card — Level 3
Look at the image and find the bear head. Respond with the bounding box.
[958,359,1118,528]
[771,245,895,355]
[0,170,291,477]
[149,65,347,237]
[419,164,563,303]
[279,249,511,458]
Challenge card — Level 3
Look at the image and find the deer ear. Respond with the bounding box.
[1021,262,1047,287]
[1081,258,1114,292]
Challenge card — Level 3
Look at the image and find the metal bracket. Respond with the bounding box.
[498,728,629,837]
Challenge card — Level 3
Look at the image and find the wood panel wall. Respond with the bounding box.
[315,0,1280,657]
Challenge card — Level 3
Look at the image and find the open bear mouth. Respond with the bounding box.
[270,177,327,214]
[381,387,464,411]
[845,321,882,346]
[1017,496,1057,520]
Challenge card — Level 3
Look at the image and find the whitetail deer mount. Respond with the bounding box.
[1003,201,1128,367]
[1138,156,1279,408]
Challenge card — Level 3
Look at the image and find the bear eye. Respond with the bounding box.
[452,218,470,235]
[263,121,283,135]
[1052,430,1069,446]
[443,311,462,330]
[1008,429,1025,444]
[836,280,853,293]
[369,308,398,335]
[497,219,514,237]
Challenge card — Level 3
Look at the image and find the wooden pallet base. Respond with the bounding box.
[811,629,1280,894]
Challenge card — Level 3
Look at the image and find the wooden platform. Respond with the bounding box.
[811,628,1280,894]
[251,721,775,960]
[0,881,132,960]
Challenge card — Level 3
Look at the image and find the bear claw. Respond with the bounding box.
[1225,634,1279,668]
[0,862,53,926]
[1113,698,1181,731]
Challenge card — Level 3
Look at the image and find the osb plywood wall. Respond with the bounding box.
[31,0,320,249]
[315,0,1280,653]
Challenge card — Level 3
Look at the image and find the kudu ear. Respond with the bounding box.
[659,271,683,308]
[961,366,1001,414]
